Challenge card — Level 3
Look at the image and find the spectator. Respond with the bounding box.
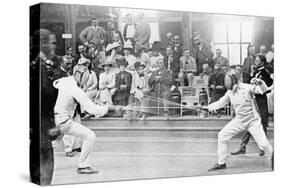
[123,41,137,72]
[235,64,243,82]
[98,60,116,104]
[123,13,136,44]
[266,44,274,64]
[178,48,197,86]
[125,61,148,120]
[134,13,151,54]
[66,46,76,63]
[209,64,226,104]
[192,32,214,73]
[105,41,122,74]
[142,57,173,120]
[166,32,174,47]
[113,57,132,106]
[213,49,229,68]
[79,17,105,48]
[200,63,211,78]
[242,45,256,83]
[221,65,228,75]
[52,55,72,81]
[259,44,267,57]
[173,35,183,58]
[164,46,180,84]
[73,45,87,67]
[105,20,124,48]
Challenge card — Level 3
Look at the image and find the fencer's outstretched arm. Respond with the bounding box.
[72,86,108,117]
[208,93,230,112]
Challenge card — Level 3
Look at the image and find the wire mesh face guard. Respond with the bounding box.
[225,71,238,90]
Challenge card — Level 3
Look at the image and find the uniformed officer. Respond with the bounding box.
[199,69,273,171]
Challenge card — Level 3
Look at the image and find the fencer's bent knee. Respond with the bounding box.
[86,131,96,143]
[218,130,227,143]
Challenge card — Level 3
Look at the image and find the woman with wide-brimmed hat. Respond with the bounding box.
[97,59,116,104]
[112,57,132,108]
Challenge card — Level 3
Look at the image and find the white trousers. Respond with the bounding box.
[59,119,96,168]
[62,135,81,153]
[218,118,273,164]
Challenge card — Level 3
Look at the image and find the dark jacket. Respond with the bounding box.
[113,71,132,106]
[148,68,173,93]
[164,54,180,75]
[192,44,214,73]
[123,23,137,40]
[242,55,255,83]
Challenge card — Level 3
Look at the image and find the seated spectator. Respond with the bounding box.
[221,65,228,75]
[209,64,226,103]
[76,58,98,101]
[124,62,148,120]
[105,41,122,74]
[123,41,136,72]
[113,57,132,106]
[164,46,180,84]
[141,57,173,120]
[213,49,229,68]
[65,46,76,64]
[147,41,164,74]
[259,44,267,57]
[73,45,87,67]
[98,60,116,104]
[200,63,211,78]
[178,48,197,86]
[173,35,183,58]
[90,43,106,78]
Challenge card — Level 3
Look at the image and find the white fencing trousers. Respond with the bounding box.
[217,118,273,165]
[63,135,81,153]
[59,119,96,168]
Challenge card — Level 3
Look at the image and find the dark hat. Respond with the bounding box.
[116,57,128,67]
[134,61,146,70]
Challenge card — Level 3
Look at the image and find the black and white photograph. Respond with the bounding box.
[27,1,275,186]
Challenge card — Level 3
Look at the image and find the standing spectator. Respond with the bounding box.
[178,48,197,86]
[98,60,116,104]
[235,64,243,82]
[213,49,229,68]
[242,45,256,83]
[259,45,267,57]
[123,13,136,44]
[142,58,173,119]
[113,57,132,106]
[79,17,105,48]
[166,32,174,47]
[231,55,273,156]
[173,35,183,58]
[192,37,214,73]
[209,64,226,104]
[134,13,151,55]
[266,44,274,74]
[164,46,180,83]
[105,20,124,48]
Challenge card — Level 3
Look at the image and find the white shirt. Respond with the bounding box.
[99,71,116,90]
[208,82,268,125]
[125,54,137,71]
[53,76,108,125]
[126,24,135,38]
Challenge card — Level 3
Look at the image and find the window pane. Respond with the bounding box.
[241,21,253,42]
[214,44,228,58]
[227,21,240,42]
[242,43,250,63]
[149,22,159,44]
[214,22,227,43]
[229,44,240,65]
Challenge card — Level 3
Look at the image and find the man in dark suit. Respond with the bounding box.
[164,46,180,84]
[105,20,124,48]
[52,56,72,81]
[242,45,256,83]
[173,35,183,58]
[231,55,273,156]
[134,13,151,54]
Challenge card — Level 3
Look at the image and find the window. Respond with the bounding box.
[213,20,253,65]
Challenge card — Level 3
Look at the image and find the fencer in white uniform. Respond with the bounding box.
[201,69,274,171]
[53,65,117,174]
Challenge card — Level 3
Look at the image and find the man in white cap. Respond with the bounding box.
[198,69,274,171]
[53,65,120,174]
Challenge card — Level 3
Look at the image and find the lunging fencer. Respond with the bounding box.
[53,65,121,174]
[198,69,273,171]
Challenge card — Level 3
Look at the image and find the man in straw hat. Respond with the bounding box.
[197,69,274,171]
[53,65,122,174]
[98,59,116,104]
